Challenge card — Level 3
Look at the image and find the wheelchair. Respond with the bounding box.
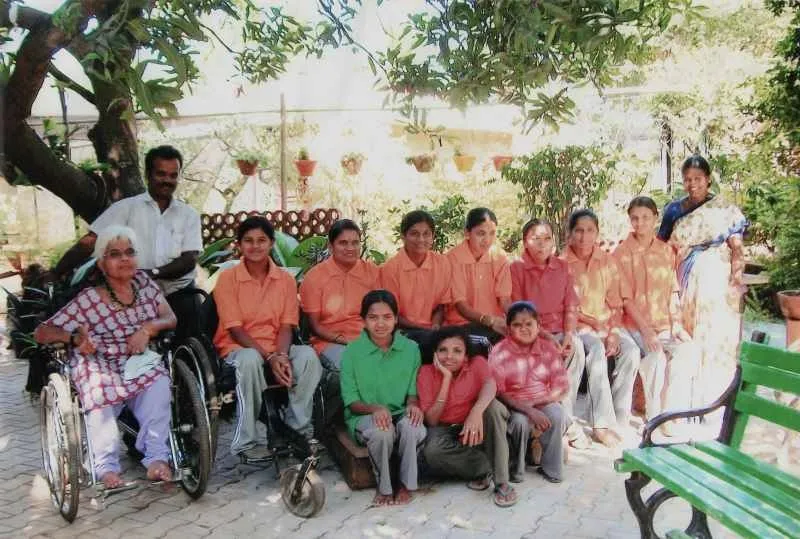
[174,286,327,518]
[39,332,213,523]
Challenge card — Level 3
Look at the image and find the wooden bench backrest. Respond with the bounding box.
[730,342,800,448]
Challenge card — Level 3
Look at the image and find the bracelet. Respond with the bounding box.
[435,398,445,403]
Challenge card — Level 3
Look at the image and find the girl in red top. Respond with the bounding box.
[489,301,569,483]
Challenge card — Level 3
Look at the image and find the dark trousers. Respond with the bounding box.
[166,285,202,341]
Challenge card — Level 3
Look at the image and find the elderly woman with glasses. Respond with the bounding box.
[35,225,177,489]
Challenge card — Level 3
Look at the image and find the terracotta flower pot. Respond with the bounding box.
[294,159,317,177]
[453,154,476,172]
[407,154,436,173]
[492,155,513,171]
[777,290,800,350]
[236,159,258,176]
[341,158,363,176]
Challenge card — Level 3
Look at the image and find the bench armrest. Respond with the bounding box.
[640,368,741,447]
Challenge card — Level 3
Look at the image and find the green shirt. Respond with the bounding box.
[340,331,421,438]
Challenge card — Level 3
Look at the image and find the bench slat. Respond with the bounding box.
[740,362,800,395]
[694,441,800,498]
[650,449,800,537]
[667,445,800,521]
[734,392,800,433]
[622,448,791,539]
[740,342,800,375]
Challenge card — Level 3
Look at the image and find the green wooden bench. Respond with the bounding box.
[614,341,800,539]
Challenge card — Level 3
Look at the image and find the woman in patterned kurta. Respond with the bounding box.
[658,156,748,407]
[35,226,177,489]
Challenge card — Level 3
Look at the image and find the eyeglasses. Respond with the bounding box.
[104,248,138,259]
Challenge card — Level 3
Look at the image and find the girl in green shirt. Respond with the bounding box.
[340,289,427,506]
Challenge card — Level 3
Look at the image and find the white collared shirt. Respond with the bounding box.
[90,192,202,295]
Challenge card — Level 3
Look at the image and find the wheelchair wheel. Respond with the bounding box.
[172,358,211,499]
[40,374,80,522]
[280,465,325,518]
[183,337,220,462]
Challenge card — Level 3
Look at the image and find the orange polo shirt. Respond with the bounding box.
[613,233,678,333]
[563,246,622,332]
[299,257,380,353]
[445,241,512,326]
[510,252,579,334]
[379,248,452,329]
[213,260,299,358]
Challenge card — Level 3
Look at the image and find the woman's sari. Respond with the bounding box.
[661,195,748,407]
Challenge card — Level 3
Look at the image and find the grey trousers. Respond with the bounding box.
[225,346,322,455]
[554,332,586,421]
[355,414,427,496]
[570,330,640,428]
[629,330,697,419]
[422,400,511,485]
[319,343,346,371]
[508,402,567,481]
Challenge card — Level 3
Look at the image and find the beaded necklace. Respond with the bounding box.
[104,279,139,309]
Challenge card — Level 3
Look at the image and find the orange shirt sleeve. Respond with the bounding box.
[449,257,468,304]
[213,269,243,330]
[494,256,512,298]
[280,274,300,326]
[437,256,453,305]
[298,266,323,314]
[606,258,624,328]
[564,268,580,311]
[510,262,524,302]
[613,247,634,302]
[379,260,401,302]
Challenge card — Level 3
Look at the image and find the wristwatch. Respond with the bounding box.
[151,267,160,278]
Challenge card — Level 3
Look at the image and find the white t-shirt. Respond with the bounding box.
[90,192,202,295]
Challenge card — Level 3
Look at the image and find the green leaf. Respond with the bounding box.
[271,231,299,267]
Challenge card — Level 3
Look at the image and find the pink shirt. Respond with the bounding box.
[510,252,579,333]
[488,336,569,405]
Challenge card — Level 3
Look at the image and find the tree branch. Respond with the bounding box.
[0,2,52,30]
[48,62,96,105]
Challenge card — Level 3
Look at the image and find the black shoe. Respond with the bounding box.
[238,446,274,464]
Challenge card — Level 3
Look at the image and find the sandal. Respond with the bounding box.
[467,473,492,491]
[493,483,518,507]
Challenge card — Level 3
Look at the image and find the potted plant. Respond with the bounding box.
[777,291,800,349]
[294,147,317,177]
[492,154,513,171]
[340,152,365,175]
[452,148,476,172]
[405,153,437,173]
[233,151,260,176]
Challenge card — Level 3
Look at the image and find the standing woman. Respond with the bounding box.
[658,156,748,406]
[510,219,583,427]
[300,219,380,370]
[615,197,696,430]
[340,290,427,506]
[444,208,512,342]
[380,210,452,359]
[563,210,640,446]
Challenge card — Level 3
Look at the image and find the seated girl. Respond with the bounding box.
[562,209,640,446]
[417,327,518,507]
[213,216,322,463]
[510,218,583,436]
[380,210,452,359]
[34,225,176,489]
[613,197,696,433]
[489,301,569,483]
[299,219,380,370]
[444,208,511,343]
[340,290,427,506]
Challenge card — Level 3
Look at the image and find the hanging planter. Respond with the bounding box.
[236,159,259,176]
[492,155,513,171]
[294,147,317,177]
[406,154,436,173]
[453,151,476,172]
[340,152,365,175]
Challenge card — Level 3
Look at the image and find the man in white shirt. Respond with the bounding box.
[54,145,202,336]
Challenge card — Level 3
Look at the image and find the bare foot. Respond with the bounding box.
[591,428,619,447]
[146,460,172,482]
[101,471,124,489]
[371,492,393,507]
[394,486,413,505]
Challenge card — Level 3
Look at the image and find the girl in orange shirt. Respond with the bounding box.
[445,208,512,343]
